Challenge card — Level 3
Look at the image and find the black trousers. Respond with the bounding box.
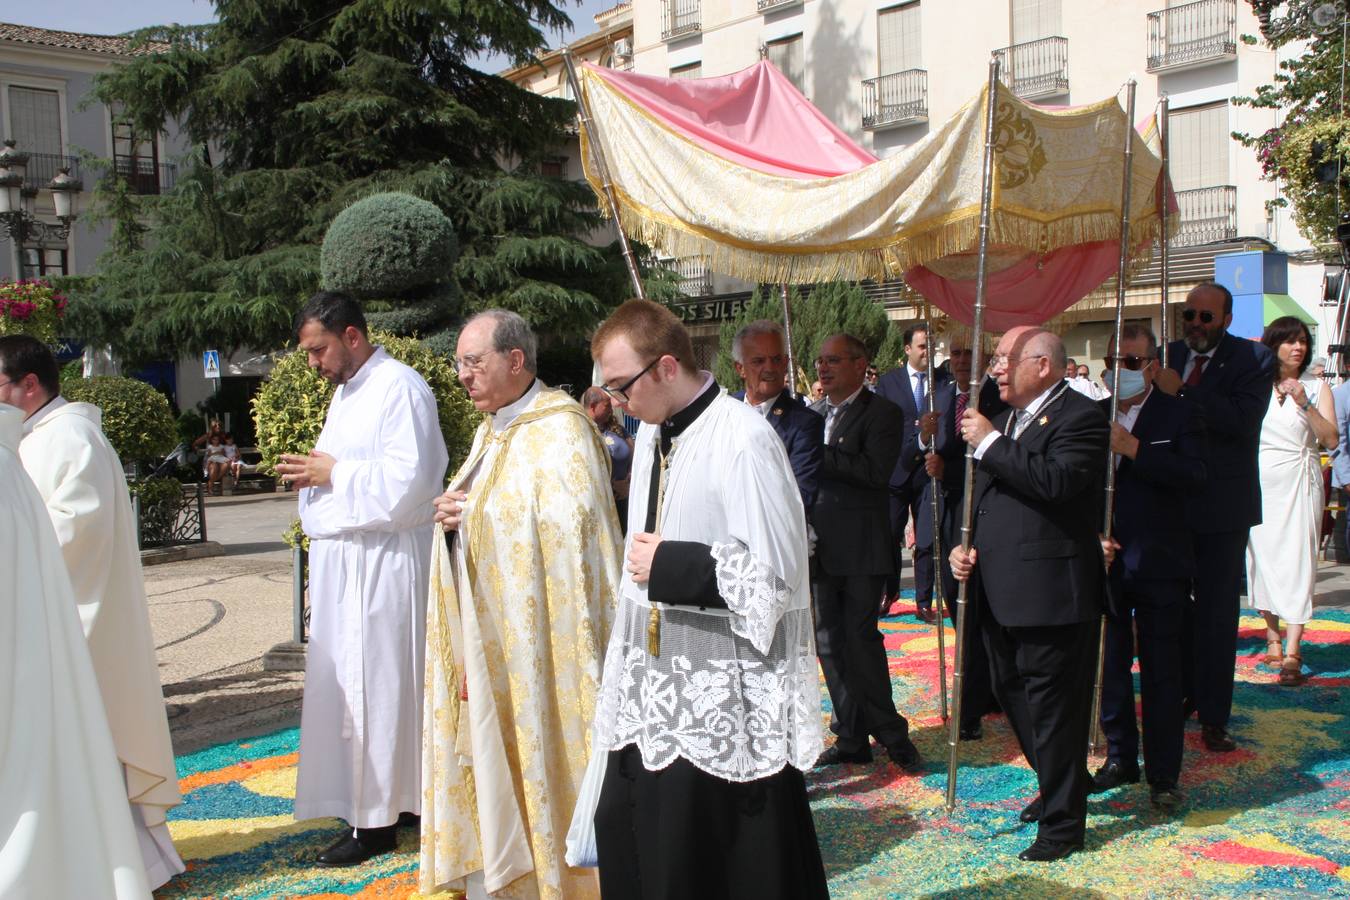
[1100,579,1187,786]
[1181,530,1247,728]
[594,746,829,900]
[981,611,1098,845]
[815,572,911,751]
[886,479,936,605]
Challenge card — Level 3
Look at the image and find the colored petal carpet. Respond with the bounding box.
[162,600,1350,898]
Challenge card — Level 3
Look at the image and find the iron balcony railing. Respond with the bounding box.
[1146,0,1237,72]
[661,0,701,41]
[1174,185,1237,247]
[862,69,929,130]
[993,36,1069,100]
[758,0,802,11]
[669,255,713,297]
[18,153,80,192]
[114,157,177,195]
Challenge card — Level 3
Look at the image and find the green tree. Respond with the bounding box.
[713,282,893,391]
[1234,1,1350,250]
[67,0,657,366]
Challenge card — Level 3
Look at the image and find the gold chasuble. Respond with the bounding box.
[419,387,622,900]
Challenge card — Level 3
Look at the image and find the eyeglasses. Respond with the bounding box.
[453,349,502,373]
[601,357,664,404]
[990,353,1047,368]
[0,380,12,389]
[1181,309,1216,324]
[814,354,859,368]
[744,355,786,367]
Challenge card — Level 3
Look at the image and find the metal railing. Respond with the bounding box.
[18,153,80,192]
[134,482,207,548]
[758,0,802,10]
[993,36,1069,99]
[862,69,929,130]
[670,255,713,297]
[1174,185,1237,247]
[114,157,177,195]
[1146,0,1236,72]
[661,0,700,40]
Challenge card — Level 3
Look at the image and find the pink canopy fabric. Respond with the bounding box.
[585,61,876,179]
[581,61,1171,328]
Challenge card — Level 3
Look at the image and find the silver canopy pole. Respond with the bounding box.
[946,55,1001,814]
[562,49,646,299]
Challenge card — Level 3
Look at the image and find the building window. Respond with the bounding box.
[1011,0,1061,43]
[21,245,68,279]
[8,86,62,154]
[878,2,922,75]
[112,119,163,195]
[540,156,568,178]
[670,61,703,79]
[765,34,805,92]
[1169,102,1229,191]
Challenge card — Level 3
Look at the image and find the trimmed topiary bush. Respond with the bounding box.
[252,329,479,481]
[63,375,177,469]
[320,192,459,298]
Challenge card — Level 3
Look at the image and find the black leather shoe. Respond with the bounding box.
[880,594,900,617]
[958,722,983,742]
[1201,724,1237,752]
[1017,837,1082,862]
[1089,760,1141,794]
[397,812,420,829]
[1019,796,1043,823]
[315,830,395,868]
[916,606,938,624]
[885,739,923,772]
[1149,782,1184,810]
[815,744,872,767]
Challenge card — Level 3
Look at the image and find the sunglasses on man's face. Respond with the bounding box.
[1104,355,1155,371]
[1182,309,1216,324]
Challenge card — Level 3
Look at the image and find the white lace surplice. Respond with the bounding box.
[591,393,823,781]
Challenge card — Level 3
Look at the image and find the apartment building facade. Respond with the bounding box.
[528,1,1334,368]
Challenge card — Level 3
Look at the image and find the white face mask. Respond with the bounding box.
[1103,366,1148,401]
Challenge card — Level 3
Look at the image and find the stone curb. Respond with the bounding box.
[141,540,226,567]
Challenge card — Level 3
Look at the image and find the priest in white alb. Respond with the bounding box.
[275,292,449,867]
[0,335,184,889]
[0,403,152,899]
[583,300,828,899]
[420,309,622,900]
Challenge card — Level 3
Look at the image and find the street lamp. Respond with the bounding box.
[0,139,83,246]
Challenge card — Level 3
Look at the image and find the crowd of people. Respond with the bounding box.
[0,279,1338,897]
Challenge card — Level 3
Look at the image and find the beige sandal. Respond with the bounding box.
[1279,655,1306,686]
[1265,640,1283,665]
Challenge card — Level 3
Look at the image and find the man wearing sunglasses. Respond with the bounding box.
[1152,282,1275,753]
[1091,324,1207,810]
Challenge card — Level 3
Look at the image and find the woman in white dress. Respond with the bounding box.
[1246,316,1338,686]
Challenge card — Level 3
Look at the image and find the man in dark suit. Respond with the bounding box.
[730,320,824,511]
[950,326,1109,862]
[811,333,920,771]
[1091,324,1207,811]
[1152,282,1274,753]
[876,324,949,620]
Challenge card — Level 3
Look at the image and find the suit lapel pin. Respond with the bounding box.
[773,407,783,416]
[1038,415,1049,426]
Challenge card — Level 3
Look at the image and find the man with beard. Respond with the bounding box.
[276,291,449,866]
[1151,282,1274,752]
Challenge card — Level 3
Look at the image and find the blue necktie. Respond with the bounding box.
[913,371,927,414]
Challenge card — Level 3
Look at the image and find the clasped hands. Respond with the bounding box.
[276,450,336,489]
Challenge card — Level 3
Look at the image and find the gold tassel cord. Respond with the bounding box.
[647,440,674,657]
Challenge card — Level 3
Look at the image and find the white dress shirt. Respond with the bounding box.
[824,384,865,443]
[974,381,1066,460]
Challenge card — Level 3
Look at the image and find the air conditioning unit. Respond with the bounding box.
[613,37,633,65]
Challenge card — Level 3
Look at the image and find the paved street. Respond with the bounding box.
[146,490,303,754]
[146,489,1350,758]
